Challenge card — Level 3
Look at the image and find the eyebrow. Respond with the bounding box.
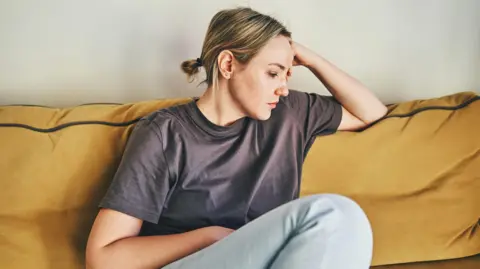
[268,63,286,71]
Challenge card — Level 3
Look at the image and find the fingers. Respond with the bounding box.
[286,67,293,82]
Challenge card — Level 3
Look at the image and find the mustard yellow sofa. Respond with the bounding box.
[0,91,479,269]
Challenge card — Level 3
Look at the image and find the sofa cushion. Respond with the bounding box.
[301,91,480,265]
[0,92,478,268]
[0,98,190,269]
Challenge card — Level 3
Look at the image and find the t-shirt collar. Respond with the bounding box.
[185,98,247,138]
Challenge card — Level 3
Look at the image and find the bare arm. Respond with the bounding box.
[291,42,388,131]
[86,209,233,269]
[305,54,388,130]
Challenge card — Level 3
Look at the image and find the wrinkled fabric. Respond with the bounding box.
[99,90,342,236]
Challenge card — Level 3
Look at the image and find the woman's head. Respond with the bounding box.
[181,7,294,121]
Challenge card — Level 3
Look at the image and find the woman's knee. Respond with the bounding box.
[297,194,373,266]
[319,194,366,217]
[298,194,372,231]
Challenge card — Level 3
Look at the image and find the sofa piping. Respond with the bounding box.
[0,96,479,133]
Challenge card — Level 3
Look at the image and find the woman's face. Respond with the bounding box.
[229,35,294,121]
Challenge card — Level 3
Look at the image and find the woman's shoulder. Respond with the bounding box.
[136,102,193,134]
[274,89,307,116]
[279,89,312,108]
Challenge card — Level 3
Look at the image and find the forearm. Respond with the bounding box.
[87,227,217,269]
[305,54,387,123]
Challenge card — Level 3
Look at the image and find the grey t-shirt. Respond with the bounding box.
[99,90,342,236]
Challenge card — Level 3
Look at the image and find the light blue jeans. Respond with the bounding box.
[163,194,373,269]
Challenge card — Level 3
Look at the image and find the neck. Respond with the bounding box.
[196,83,244,127]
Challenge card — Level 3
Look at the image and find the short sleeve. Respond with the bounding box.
[99,118,171,224]
[283,90,343,138]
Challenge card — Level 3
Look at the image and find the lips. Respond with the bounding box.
[267,101,278,109]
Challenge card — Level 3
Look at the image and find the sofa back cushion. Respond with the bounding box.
[0,92,478,268]
[0,98,190,269]
[301,92,480,265]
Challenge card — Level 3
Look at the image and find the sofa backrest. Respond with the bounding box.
[0,98,191,269]
[0,92,478,268]
[301,92,480,265]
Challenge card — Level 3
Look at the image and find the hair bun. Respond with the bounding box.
[181,59,201,82]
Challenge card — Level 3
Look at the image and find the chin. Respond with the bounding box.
[251,110,272,121]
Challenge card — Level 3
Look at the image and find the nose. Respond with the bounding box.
[274,75,289,97]
[275,86,289,97]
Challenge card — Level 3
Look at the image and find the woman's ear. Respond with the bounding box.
[217,50,234,79]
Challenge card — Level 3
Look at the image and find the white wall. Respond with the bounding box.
[0,0,479,106]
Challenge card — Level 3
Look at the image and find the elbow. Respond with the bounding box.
[86,244,137,269]
[363,105,388,125]
[85,248,101,269]
[86,246,114,269]
[375,105,389,121]
[85,254,115,269]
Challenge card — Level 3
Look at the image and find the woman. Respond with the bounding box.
[86,7,387,269]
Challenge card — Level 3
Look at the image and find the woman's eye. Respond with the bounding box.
[269,72,279,78]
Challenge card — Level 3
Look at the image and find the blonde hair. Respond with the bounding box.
[181,7,291,89]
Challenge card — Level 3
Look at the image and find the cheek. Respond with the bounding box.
[236,73,265,99]
[251,73,277,98]
[232,71,277,107]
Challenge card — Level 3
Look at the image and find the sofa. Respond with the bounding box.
[0,91,478,269]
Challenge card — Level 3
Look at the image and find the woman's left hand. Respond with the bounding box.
[287,41,318,79]
[291,41,316,68]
